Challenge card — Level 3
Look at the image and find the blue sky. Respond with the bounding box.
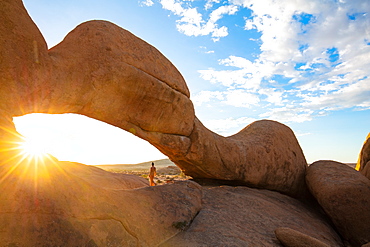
[15,0,370,164]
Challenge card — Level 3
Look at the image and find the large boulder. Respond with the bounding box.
[160,186,343,247]
[181,118,308,199]
[361,161,370,180]
[0,0,309,198]
[275,227,330,247]
[357,133,370,179]
[306,160,370,247]
[0,159,202,246]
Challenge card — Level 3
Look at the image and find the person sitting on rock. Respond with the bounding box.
[149,162,157,186]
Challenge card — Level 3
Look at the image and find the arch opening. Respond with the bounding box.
[13,113,168,166]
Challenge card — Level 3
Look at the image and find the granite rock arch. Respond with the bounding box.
[0,0,308,198]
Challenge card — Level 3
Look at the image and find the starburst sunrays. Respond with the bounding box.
[0,124,68,188]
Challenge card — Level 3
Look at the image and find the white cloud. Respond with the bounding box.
[202,116,256,136]
[191,90,224,106]
[209,5,238,23]
[259,107,314,124]
[146,0,370,124]
[159,0,238,40]
[220,55,252,68]
[139,0,154,7]
[223,89,259,108]
[205,0,220,10]
[192,89,260,108]
[295,131,311,137]
[197,0,370,122]
[199,46,215,53]
[258,88,284,106]
[199,68,260,89]
[199,56,276,90]
[302,77,370,111]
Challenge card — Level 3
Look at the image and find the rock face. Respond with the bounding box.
[0,160,202,246]
[358,133,370,179]
[306,161,370,247]
[362,162,370,180]
[175,119,308,199]
[160,186,343,247]
[0,0,308,198]
[275,227,330,247]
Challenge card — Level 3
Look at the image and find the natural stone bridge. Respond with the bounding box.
[0,0,308,199]
[1,1,369,246]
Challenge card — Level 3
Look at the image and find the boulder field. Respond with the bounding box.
[0,0,369,246]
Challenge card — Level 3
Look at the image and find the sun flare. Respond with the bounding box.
[19,137,50,160]
[0,124,60,185]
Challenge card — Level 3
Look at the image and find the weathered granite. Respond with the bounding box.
[160,186,343,247]
[0,0,308,198]
[275,227,330,247]
[0,160,202,246]
[306,160,370,247]
[358,133,370,180]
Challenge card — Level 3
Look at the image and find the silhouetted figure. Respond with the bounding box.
[149,162,156,186]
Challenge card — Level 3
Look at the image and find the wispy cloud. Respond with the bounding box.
[191,90,224,106]
[223,89,259,108]
[139,0,154,7]
[159,0,238,41]
[199,0,370,128]
[192,89,259,108]
[199,46,215,54]
[141,0,370,135]
[202,116,256,136]
[259,106,314,124]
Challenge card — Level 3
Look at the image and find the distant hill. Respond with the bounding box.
[95,158,175,172]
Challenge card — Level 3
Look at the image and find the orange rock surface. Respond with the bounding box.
[0,0,308,198]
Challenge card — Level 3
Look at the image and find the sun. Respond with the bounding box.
[19,137,50,160]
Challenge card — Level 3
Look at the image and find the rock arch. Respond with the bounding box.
[0,0,308,198]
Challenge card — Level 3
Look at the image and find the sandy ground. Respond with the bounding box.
[96,159,192,185]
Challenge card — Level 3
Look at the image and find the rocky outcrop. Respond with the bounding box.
[0,159,202,246]
[160,186,343,246]
[275,227,330,247]
[173,118,308,199]
[361,161,370,180]
[306,160,370,247]
[0,0,308,198]
[358,133,370,179]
